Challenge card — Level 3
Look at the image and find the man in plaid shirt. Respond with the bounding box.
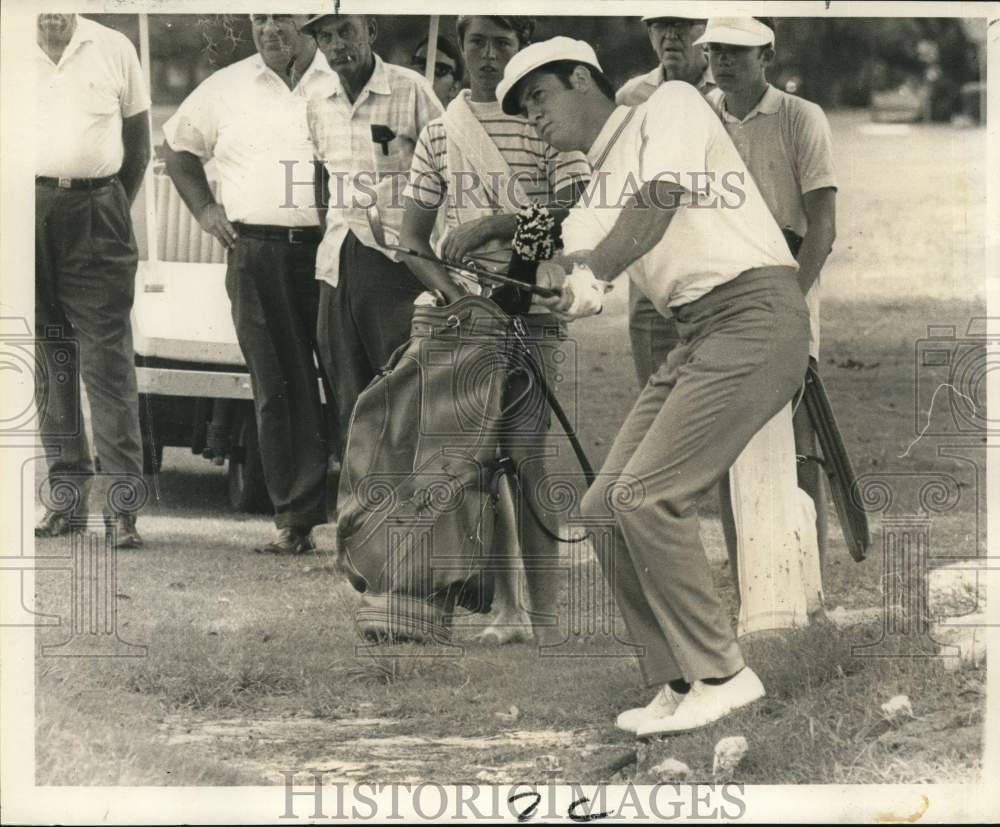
[303,14,442,470]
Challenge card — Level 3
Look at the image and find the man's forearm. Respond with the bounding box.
[797,187,837,294]
[314,160,328,230]
[399,201,462,300]
[399,229,459,298]
[162,143,214,219]
[403,251,460,299]
[119,114,151,205]
[796,227,833,294]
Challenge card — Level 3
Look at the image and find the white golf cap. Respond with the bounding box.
[640,13,705,22]
[497,36,604,116]
[301,14,334,34]
[694,17,775,47]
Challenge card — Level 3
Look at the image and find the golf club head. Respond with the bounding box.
[366,205,388,247]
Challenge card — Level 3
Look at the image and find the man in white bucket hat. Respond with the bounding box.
[498,37,809,736]
[697,16,838,571]
[618,14,715,106]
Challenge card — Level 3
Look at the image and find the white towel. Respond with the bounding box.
[437,91,532,268]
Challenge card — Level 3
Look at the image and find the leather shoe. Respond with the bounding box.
[35,510,83,538]
[106,515,143,549]
[256,526,316,555]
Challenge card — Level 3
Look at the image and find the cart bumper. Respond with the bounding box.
[136,366,253,400]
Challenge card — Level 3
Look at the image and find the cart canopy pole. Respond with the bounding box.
[424,16,440,86]
[138,13,163,291]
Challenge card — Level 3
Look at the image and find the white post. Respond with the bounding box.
[138,14,163,291]
[731,403,824,637]
[424,16,440,85]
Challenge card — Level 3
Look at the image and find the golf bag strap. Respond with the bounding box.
[503,338,597,545]
[518,339,596,486]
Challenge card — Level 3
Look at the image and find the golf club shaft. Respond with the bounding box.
[384,240,560,298]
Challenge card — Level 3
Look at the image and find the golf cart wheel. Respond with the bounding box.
[227,406,271,514]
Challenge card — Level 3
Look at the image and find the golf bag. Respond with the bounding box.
[333,295,590,642]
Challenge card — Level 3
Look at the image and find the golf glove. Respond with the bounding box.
[564,264,605,319]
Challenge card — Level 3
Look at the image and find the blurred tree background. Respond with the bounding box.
[90,14,985,119]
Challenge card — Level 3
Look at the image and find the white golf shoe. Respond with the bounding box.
[634,668,765,738]
[615,686,682,733]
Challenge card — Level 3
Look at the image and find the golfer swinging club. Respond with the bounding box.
[497,38,809,736]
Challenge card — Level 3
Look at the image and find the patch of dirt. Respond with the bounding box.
[158,714,628,784]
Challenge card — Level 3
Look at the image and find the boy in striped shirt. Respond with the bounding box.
[400,16,590,646]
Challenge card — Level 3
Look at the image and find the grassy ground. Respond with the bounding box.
[34,112,987,786]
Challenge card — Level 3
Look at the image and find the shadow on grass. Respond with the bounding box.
[144,463,233,519]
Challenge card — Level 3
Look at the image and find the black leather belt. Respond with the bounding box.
[36,175,117,190]
[232,223,323,245]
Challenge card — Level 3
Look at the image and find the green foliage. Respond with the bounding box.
[87,14,981,109]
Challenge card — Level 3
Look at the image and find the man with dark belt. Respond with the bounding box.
[699,17,838,566]
[499,38,810,736]
[163,14,337,554]
[35,13,151,548]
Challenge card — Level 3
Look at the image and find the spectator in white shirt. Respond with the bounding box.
[162,14,337,555]
[699,16,838,567]
[35,13,151,549]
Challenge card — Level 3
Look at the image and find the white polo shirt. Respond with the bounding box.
[709,84,837,356]
[36,15,150,178]
[307,55,442,287]
[562,81,795,316]
[616,64,715,106]
[163,50,336,227]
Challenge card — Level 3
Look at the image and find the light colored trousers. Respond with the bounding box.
[582,267,810,687]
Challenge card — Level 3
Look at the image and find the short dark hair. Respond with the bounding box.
[456,16,535,49]
[413,35,464,81]
[540,60,615,102]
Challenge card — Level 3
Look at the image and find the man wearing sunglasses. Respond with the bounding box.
[411,35,464,107]
[163,14,337,555]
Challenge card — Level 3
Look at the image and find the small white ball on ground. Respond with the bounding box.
[713,735,749,775]
[650,758,691,782]
[881,694,913,721]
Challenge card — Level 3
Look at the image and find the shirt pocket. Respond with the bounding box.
[80,78,121,117]
[371,125,415,175]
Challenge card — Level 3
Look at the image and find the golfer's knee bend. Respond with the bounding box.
[581,474,646,524]
[583,470,698,536]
